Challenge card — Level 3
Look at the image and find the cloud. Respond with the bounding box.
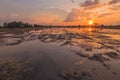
[80,0,100,7]
[109,0,120,5]
[79,0,103,10]
[0,7,68,25]
[98,13,114,18]
[84,4,104,10]
[109,5,120,10]
[64,2,120,25]
[33,8,68,25]
[64,8,91,22]
[64,9,77,22]
[71,0,75,3]
[10,13,19,18]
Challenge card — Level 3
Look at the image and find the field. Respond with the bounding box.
[0,27,120,80]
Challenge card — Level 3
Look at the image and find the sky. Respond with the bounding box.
[0,0,120,25]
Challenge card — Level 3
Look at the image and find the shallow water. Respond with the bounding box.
[0,28,120,80]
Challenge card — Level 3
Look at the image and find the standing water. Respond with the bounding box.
[0,28,120,80]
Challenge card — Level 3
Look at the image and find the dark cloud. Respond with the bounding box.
[71,0,75,3]
[109,0,120,5]
[80,0,100,7]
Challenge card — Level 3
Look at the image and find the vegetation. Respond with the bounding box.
[1,21,120,29]
[3,21,33,28]
[101,25,120,29]
[0,25,4,28]
[2,21,81,28]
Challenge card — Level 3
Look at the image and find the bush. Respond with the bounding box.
[3,21,33,28]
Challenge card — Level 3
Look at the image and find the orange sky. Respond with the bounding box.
[0,0,120,25]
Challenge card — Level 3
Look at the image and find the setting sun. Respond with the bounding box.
[89,20,94,25]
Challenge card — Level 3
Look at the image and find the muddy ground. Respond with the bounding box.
[0,28,120,80]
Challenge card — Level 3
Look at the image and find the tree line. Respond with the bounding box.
[2,21,82,28]
[1,21,120,29]
[3,21,44,28]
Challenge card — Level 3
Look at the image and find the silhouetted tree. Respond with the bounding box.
[0,25,3,28]
[3,22,8,27]
[33,24,41,27]
[3,21,33,28]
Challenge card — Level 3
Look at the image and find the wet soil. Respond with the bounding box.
[0,28,120,80]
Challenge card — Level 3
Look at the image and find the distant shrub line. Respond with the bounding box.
[0,21,120,29]
[2,21,83,28]
[3,21,44,28]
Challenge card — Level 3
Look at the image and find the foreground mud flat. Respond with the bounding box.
[0,28,120,80]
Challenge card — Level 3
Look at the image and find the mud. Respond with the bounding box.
[0,28,120,80]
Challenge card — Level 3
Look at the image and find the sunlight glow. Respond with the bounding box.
[88,27,92,31]
[89,20,94,25]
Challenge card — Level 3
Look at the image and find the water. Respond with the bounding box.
[0,28,120,80]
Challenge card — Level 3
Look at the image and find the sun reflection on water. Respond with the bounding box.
[88,27,92,31]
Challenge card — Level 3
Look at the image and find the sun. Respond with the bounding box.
[89,20,94,25]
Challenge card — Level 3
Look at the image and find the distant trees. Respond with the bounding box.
[3,21,82,28]
[3,21,34,28]
[3,21,45,28]
[0,25,3,28]
[3,21,120,29]
[33,24,43,27]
